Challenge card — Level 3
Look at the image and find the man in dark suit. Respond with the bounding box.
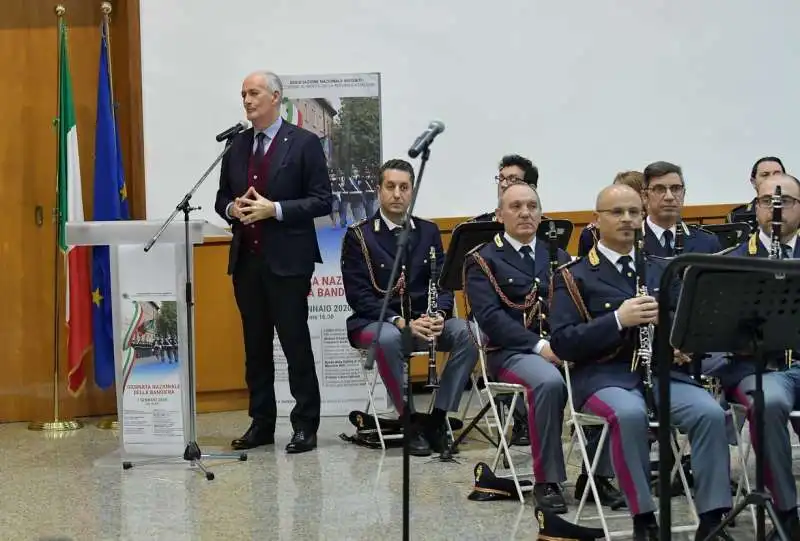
[549,184,732,541]
[214,71,332,454]
[465,182,575,514]
[341,158,477,457]
[639,161,722,257]
[727,156,786,229]
[713,174,800,537]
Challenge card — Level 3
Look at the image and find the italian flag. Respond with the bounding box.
[57,19,90,396]
[281,97,303,127]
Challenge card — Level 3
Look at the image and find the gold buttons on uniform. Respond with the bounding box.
[604,303,611,309]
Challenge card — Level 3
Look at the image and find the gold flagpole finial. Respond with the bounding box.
[101,2,112,15]
[55,5,66,16]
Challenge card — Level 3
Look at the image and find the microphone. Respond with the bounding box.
[215,120,250,142]
[408,120,445,158]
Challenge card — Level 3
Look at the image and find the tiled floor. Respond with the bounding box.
[0,393,793,540]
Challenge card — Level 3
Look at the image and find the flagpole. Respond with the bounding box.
[96,1,119,431]
[29,4,83,432]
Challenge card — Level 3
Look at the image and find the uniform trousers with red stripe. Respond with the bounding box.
[583,379,732,516]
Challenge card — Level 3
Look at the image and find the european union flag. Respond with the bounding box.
[92,28,129,389]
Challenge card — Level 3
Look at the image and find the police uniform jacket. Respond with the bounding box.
[464,233,570,358]
[341,212,453,342]
[548,246,687,408]
[642,221,722,257]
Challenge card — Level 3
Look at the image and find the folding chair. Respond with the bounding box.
[472,326,534,502]
[360,348,428,451]
[730,405,800,533]
[562,363,699,539]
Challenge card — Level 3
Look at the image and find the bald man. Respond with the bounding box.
[549,185,732,541]
[465,182,572,513]
[715,174,800,537]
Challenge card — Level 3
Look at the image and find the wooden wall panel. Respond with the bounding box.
[0,0,145,423]
[190,201,740,414]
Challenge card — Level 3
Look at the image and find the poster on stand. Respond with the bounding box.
[275,72,388,416]
[115,243,187,456]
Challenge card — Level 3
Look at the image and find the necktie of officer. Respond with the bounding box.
[519,245,536,275]
[663,230,674,255]
[618,255,637,291]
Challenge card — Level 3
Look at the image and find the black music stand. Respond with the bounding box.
[438,220,504,457]
[702,222,752,251]
[668,263,800,541]
[537,218,574,252]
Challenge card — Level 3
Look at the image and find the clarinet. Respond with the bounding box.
[632,228,657,420]
[540,220,560,339]
[769,186,792,369]
[770,185,785,276]
[674,217,689,256]
[424,246,440,389]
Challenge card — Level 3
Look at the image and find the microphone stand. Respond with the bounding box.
[134,137,248,480]
[365,146,433,541]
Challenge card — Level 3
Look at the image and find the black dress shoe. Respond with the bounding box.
[231,423,274,450]
[533,483,568,515]
[633,516,659,541]
[694,522,735,541]
[766,510,800,541]
[574,473,627,510]
[510,420,530,447]
[285,430,317,454]
[408,432,432,457]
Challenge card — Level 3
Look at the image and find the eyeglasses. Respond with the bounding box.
[495,174,525,184]
[755,195,800,209]
[596,208,644,219]
[647,184,685,197]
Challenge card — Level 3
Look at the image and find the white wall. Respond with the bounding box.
[140,0,800,227]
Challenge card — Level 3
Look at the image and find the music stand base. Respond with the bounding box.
[701,492,789,541]
[443,401,499,457]
[121,441,247,481]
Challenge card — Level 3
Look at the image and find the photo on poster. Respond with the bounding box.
[276,73,388,416]
[121,298,181,380]
[119,295,185,452]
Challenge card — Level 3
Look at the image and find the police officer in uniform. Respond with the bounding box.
[639,161,721,257]
[578,171,645,257]
[549,184,733,541]
[465,182,572,514]
[715,173,800,538]
[341,158,478,457]
[728,156,786,230]
[467,154,541,447]
[471,154,540,223]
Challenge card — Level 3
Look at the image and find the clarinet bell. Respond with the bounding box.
[425,360,440,389]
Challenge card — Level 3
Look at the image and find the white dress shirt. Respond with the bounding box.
[646,216,676,248]
[596,241,636,331]
[759,229,798,256]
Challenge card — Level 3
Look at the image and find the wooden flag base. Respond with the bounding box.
[28,419,83,431]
